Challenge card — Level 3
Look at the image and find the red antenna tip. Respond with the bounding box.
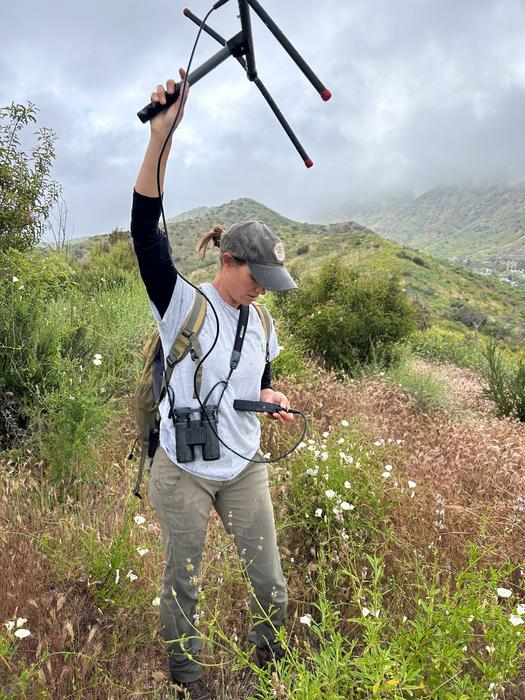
[304,159,314,168]
[321,89,332,101]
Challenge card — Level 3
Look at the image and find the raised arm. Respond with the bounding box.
[135,71,190,196]
[131,71,190,318]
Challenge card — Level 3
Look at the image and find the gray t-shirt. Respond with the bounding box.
[151,279,280,480]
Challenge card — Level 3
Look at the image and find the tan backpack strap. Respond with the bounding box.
[163,291,207,396]
[253,302,272,364]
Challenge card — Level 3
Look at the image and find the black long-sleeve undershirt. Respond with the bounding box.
[130,189,272,390]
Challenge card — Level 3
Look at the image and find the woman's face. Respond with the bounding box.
[219,254,267,307]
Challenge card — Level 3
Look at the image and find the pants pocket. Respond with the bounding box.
[150,445,184,497]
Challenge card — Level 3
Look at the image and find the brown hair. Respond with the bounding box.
[197,225,223,260]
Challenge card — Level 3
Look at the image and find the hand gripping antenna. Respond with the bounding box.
[137,0,331,167]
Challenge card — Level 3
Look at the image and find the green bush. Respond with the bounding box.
[272,259,419,377]
[0,245,150,481]
[481,339,525,421]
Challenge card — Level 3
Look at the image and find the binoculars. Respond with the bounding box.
[173,405,220,463]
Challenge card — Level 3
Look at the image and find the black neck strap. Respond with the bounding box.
[230,304,249,371]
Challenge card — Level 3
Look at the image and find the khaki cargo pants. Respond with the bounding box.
[148,445,288,683]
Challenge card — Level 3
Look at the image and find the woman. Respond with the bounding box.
[130,69,296,700]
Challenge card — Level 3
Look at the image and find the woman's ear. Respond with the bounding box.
[222,252,234,268]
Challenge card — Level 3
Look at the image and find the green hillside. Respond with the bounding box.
[69,195,525,349]
[165,197,525,349]
[341,185,525,288]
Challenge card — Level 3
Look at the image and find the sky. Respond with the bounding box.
[1,0,525,239]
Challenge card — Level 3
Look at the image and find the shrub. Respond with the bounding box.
[0,102,60,253]
[272,259,419,377]
[481,339,525,421]
[454,304,487,330]
[295,244,309,256]
[0,244,150,481]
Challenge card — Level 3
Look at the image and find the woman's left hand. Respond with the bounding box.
[259,389,294,424]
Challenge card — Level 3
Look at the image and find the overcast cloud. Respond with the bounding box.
[1,0,524,238]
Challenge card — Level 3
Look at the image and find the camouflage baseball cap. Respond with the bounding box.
[220,220,298,292]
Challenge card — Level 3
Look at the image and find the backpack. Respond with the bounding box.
[131,292,273,497]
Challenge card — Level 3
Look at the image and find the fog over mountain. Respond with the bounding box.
[1,0,524,237]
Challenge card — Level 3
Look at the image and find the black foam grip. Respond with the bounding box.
[137,84,182,123]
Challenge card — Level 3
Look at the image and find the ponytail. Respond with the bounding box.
[197,225,223,260]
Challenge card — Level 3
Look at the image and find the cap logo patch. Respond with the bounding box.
[274,242,285,262]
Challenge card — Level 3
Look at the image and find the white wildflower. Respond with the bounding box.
[322,431,329,438]
[517,604,525,615]
[93,357,102,366]
[137,547,149,557]
[12,276,19,282]
[341,501,355,511]
[497,587,512,598]
[126,570,138,582]
[325,489,336,499]
[4,620,15,632]
[408,480,416,489]
[362,607,371,617]
[341,420,349,427]
[338,437,345,444]
[300,614,312,626]
[14,628,31,639]
[152,597,161,606]
[381,471,391,479]
[344,480,351,489]
[16,618,27,628]
[384,464,393,472]
[486,645,495,654]
[320,452,329,461]
[509,614,524,626]
[314,508,323,518]
[133,515,146,525]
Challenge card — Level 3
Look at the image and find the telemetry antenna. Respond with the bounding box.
[137,0,331,167]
